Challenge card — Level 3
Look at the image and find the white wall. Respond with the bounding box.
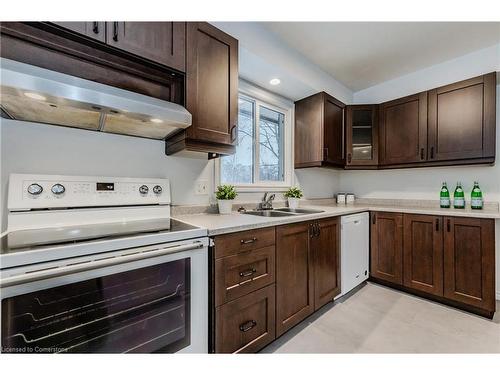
[212,22,353,103]
[0,119,212,230]
[353,43,500,104]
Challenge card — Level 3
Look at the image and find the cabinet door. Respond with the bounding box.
[370,212,403,285]
[428,73,496,162]
[276,222,314,337]
[403,214,443,296]
[323,94,345,166]
[312,218,341,310]
[185,22,238,146]
[51,22,106,42]
[294,93,324,167]
[106,22,186,71]
[443,217,495,312]
[345,105,378,166]
[379,92,428,165]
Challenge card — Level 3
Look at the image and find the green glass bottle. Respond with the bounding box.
[440,182,450,208]
[471,181,483,209]
[453,182,465,209]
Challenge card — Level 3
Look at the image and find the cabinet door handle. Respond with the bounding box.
[239,320,257,332]
[239,268,257,278]
[112,22,119,41]
[316,223,321,237]
[447,219,451,232]
[347,153,352,164]
[309,223,315,238]
[435,218,439,231]
[420,148,425,160]
[92,22,99,34]
[240,237,257,245]
[372,213,376,225]
[324,147,329,160]
[430,146,435,159]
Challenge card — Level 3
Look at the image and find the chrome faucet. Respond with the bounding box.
[259,192,275,210]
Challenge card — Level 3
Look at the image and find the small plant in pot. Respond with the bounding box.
[215,184,237,214]
[284,187,303,209]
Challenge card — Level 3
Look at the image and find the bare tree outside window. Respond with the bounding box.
[259,106,284,181]
[221,95,286,185]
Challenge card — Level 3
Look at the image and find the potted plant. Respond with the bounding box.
[284,187,303,209]
[215,184,237,214]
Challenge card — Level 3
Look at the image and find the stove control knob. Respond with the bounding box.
[153,185,162,195]
[51,183,66,195]
[27,183,43,196]
[139,185,149,195]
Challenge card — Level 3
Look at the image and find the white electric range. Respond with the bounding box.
[0,174,208,354]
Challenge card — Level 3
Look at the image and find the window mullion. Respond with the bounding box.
[254,102,260,184]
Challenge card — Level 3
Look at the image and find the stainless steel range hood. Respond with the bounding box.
[0,58,191,139]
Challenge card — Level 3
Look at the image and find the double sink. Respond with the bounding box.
[243,207,325,217]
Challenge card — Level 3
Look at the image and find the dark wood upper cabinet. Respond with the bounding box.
[370,212,403,285]
[50,22,106,43]
[428,73,496,162]
[403,214,443,297]
[106,22,185,72]
[166,22,238,156]
[312,218,341,310]
[379,92,428,165]
[295,92,345,168]
[443,217,495,314]
[276,222,314,337]
[345,105,379,167]
[0,22,184,104]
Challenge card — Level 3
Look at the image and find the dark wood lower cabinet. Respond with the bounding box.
[312,218,341,310]
[403,214,443,296]
[443,217,495,313]
[370,212,403,285]
[276,222,314,337]
[371,212,496,318]
[215,285,275,353]
[212,212,496,353]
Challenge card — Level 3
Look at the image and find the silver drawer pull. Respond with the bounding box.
[240,237,257,244]
[239,268,257,277]
[239,320,257,332]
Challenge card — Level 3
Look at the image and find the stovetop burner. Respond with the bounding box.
[1,218,199,254]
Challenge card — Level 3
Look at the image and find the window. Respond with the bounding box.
[219,82,293,190]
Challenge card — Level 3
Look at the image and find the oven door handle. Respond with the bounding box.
[0,241,204,288]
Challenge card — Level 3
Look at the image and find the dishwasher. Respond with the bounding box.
[339,212,370,297]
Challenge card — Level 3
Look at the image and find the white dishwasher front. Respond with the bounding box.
[339,212,370,297]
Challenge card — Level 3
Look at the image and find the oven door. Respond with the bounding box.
[0,238,207,353]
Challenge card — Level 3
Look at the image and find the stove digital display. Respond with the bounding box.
[96,182,115,191]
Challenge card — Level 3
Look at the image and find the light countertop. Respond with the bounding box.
[175,199,500,236]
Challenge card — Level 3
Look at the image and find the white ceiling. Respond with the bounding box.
[260,22,500,91]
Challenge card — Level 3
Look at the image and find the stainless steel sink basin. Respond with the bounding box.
[274,208,325,214]
[243,210,297,217]
[242,207,325,217]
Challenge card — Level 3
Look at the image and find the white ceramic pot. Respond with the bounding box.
[288,197,300,209]
[217,199,234,214]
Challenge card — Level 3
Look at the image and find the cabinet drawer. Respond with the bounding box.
[215,284,276,353]
[215,245,275,306]
[214,227,275,258]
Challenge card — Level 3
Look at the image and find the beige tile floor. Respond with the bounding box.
[261,282,500,353]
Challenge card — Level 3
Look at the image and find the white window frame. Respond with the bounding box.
[216,79,294,192]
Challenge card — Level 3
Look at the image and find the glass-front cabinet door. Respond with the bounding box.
[345,105,378,167]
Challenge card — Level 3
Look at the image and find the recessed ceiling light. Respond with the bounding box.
[24,92,47,101]
[269,78,281,86]
[151,118,163,124]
